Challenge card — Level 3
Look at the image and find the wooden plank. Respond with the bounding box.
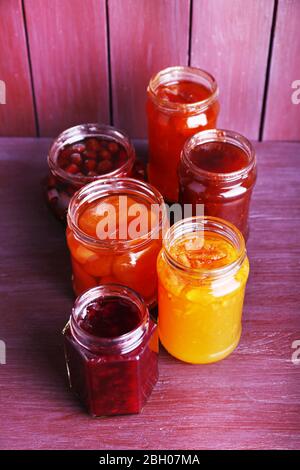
[0,138,300,449]
[108,0,190,138]
[191,0,274,140]
[263,0,300,141]
[24,0,110,137]
[0,0,36,136]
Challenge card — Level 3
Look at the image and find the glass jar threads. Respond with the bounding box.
[178,129,257,240]
[157,216,249,364]
[63,284,158,416]
[45,123,136,221]
[67,177,166,307]
[147,66,220,203]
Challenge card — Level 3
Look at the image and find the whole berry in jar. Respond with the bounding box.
[45,124,137,221]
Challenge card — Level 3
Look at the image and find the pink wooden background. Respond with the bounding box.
[0,0,299,140]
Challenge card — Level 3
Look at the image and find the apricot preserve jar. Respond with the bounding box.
[63,284,158,416]
[157,216,249,364]
[67,178,166,307]
[178,129,257,240]
[45,123,139,221]
[147,66,219,202]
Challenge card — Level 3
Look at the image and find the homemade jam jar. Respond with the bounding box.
[67,178,166,307]
[45,123,139,221]
[63,284,159,416]
[147,66,220,202]
[157,216,249,364]
[178,129,257,240]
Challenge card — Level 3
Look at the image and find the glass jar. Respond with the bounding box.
[147,66,219,203]
[67,177,167,307]
[178,129,257,240]
[63,284,158,416]
[45,123,139,221]
[157,216,249,364]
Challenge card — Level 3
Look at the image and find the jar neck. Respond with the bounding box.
[148,66,219,114]
[69,285,149,355]
[162,216,246,281]
[48,123,135,187]
[67,177,166,252]
[181,129,256,185]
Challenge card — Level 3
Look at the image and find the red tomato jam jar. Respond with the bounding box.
[178,129,257,240]
[63,284,158,416]
[67,178,166,307]
[45,123,139,221]
[147,66,219,202]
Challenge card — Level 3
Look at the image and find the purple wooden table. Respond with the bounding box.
[0,139,299,450]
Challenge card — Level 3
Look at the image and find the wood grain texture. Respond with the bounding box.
[108,0,190,138]
[0,0,36,136]
[263,0,300,140]
[0,138,299,450]
[24,0,110,137]
[191,0,274,140]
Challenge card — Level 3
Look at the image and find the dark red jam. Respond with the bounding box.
[179,131,257,240]
[190,142,249,173]
[63,287,158,417]
[78,297,142,338]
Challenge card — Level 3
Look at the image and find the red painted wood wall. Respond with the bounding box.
[0,0,299,140]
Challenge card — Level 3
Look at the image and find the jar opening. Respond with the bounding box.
[70,284,149,354]
[48,123,135,186]
[163,216,246,279]
[181,129,256,183]
[67,177,166,251]
[148,66,219,113]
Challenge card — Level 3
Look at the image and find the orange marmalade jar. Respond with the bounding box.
[147,66,219,202]
[157,216,249,364]
[67,178,166,307]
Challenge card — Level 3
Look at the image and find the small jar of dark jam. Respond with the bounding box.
[63,284,158,417]
[45,123,143,221]
[178,129,257,239]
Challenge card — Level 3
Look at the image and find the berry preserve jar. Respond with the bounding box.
[63,284,158,416]
[157,216,249,364]
[147,66,219,202]
[45,123,139,221]
[178,129,257,240]
[67,178,166,307]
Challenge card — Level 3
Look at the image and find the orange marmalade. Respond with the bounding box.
[157,216,249,364]
[147,66,219,202]
[67,178,166,307]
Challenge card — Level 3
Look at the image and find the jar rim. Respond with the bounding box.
[67,177,167,251]
[69,284,149,354]
[147,66,219,113]
[48,123,135,186]
[163,216,246,279]
[181,128,256,183]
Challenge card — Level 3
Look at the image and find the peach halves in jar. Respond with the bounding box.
[147,66,219,202]
[67,178,166,307]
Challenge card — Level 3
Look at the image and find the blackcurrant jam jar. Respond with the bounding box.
[45,123,139,221]
[178,129,257,240]
[63,284,159,417]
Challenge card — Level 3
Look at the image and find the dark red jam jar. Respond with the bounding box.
[63,284,158,417]
[178,129,257,240]
[45,123,140,221]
